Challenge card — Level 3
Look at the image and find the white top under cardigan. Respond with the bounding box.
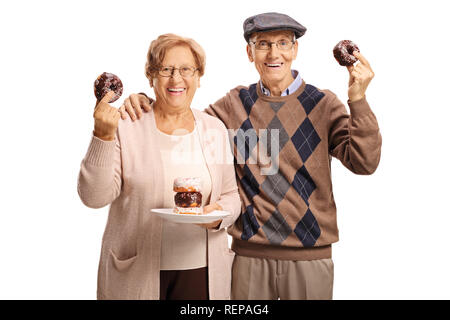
[157,126,212,270]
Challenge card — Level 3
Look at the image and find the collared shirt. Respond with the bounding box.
[260,70,302,97]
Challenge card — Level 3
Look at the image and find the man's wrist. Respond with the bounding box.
[348,95,365,103]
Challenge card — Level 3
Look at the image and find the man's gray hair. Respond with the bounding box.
[248,30,296,44]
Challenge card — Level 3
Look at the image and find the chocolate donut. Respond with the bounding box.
[333,40,360,66]
[94,72,123,103]
[174,192,202,208]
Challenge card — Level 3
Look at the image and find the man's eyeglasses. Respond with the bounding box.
[157,66,198,77]
[250,40,295,51]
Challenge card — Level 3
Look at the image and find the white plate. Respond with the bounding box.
[150,208,230,224]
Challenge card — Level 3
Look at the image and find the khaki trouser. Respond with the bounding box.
[231,255,334,300]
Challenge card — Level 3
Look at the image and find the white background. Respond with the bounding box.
[1,0,449,299]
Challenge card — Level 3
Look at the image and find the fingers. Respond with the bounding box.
[101,90,115,103]
[353,51,372,69]
[95,91,115,109]
[118,104,126,120]
[130,94,143,119]
[203,205,214,215]
[351,71,361,85]
[114,92,154,121]
[353,65,364,76]
[354,63,374,79]
[346,65,355,77]
[348,65,364,76]
[347,65,355,86]
[112,107,121,122]
[353,51,365,64]
[120,94,151,121]
[207,203,222,213]
[139,94,152,112]
[202,203,222,215]
[354,63,368,73]
[124,97,137,121]
[347,52,374,79]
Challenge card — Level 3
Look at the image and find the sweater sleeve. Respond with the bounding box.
[328,93,382,175]
[204,94,230,123]
[77,131,122,209]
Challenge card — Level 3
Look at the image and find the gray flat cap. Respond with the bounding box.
[243,12,307,42]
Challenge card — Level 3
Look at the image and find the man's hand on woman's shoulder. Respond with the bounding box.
[118,93,153,121]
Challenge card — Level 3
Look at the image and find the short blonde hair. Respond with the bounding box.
[145,33,206,82]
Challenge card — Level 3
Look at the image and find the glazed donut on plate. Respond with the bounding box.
[173,177,203,215]
[174,192,202,208]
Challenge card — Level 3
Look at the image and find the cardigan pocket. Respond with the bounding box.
[101,250,140,299]
[110,249,138,272]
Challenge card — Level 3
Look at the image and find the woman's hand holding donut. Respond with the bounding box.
[93,91,121,141]
[118,93,152,121]
[196,203,223,230]
[347,51,375,102]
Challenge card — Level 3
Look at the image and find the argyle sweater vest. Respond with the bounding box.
[205,80,382,260]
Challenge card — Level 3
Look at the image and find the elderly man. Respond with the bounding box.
[120,12,382,300]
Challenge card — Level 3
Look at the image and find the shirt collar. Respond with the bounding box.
[260,70,302,97]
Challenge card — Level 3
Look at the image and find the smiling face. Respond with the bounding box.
[247,30,298,93]
[152,45,200,111]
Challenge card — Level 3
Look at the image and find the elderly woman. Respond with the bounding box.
[77,34,241,300]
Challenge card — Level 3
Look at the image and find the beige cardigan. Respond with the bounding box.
[77,108,241,300]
